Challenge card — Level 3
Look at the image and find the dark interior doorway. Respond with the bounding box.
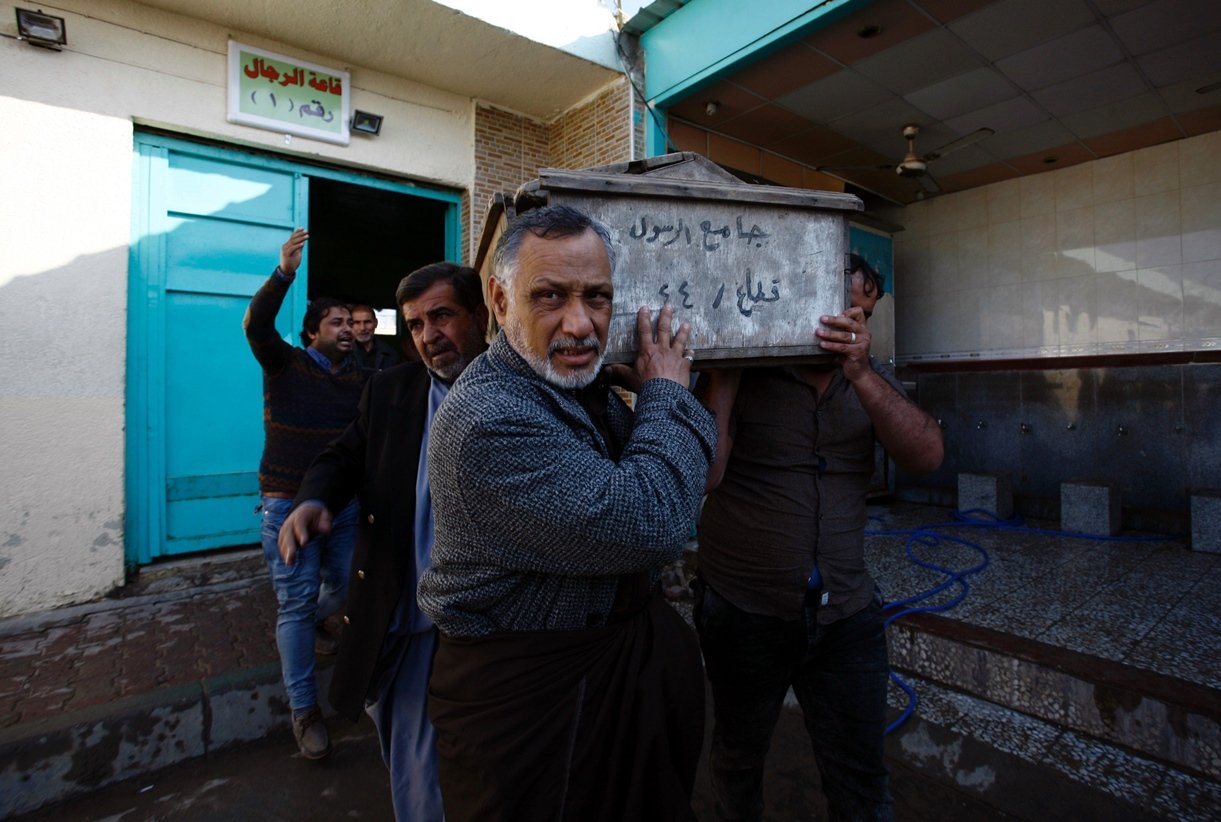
[306,177,449,339]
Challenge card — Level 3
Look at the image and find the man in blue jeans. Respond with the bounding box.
[244,228,367,759]
[696,257,943,820]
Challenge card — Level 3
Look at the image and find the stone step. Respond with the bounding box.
[886,614,1221,818]
[885,672,1221,821]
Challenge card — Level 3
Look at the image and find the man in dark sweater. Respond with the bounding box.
[243,227,367,760]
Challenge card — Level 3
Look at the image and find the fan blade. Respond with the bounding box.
[918,173,942,195]
[815,163,892,172]
[924,128,994,162]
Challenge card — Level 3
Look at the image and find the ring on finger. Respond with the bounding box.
[683,349,695,361]
[850,331,857,343]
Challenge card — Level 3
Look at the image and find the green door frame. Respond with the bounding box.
[639,0,871,156]
[126,132,461,566]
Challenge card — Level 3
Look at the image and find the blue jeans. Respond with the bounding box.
[694,580,893,822]
[260,496,358,711]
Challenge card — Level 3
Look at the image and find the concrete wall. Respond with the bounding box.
[887,130,1221,361]
[0,0,474,617]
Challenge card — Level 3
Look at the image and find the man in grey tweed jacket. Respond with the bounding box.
[419,204,716,821]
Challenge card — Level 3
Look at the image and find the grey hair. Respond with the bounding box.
[491,204,618,292]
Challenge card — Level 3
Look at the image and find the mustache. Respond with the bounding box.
[424,340,456,358]
[548,335,601,356]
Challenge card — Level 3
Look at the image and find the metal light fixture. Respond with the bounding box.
[15,7,67,50]
[351,110,383,136]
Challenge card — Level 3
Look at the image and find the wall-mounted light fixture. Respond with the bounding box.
[15,7,67,50]
[351,110,383,136]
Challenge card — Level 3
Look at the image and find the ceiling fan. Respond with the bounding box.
[818,124,995,195]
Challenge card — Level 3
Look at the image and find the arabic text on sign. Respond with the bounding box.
[657,272,784,318]
[628,215,771,252]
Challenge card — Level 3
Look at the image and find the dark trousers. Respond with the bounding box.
[694,581,893,822]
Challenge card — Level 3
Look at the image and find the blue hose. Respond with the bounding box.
[869,508,1176,734]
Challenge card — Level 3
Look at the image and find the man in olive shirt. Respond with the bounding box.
[696,256,943,821]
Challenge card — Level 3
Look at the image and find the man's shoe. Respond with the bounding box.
[292,706,331,760]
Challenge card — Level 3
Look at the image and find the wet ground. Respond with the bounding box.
[16,686,1010,821]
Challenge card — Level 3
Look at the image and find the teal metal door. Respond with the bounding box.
[128,135,307,562]
[128,133,461,565]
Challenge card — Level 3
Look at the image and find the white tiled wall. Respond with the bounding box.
[887,129,1221,362]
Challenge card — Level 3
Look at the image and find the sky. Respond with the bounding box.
[433,0,648,47]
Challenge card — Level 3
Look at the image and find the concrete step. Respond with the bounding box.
[887,617,1221,820]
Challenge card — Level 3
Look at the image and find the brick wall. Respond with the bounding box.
[552,81,633,170]
[469,78,634,262]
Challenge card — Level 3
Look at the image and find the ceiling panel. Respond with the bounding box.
[1137,35,1221,89]
[923,143,996,176]
[1090,0,1156,14]
[903,67,1018,121]
[829,97,935,145]
[716,104,817,148]
[943,95,1049,136]
[815,144,897,171]
[1060,92,1169,139]
[1157,77,1221,114]
[763,126,860,166]
[775,70,895,122]
[852,29,984,95]
[802,0,937,65]
[915,0,998,24]
[995,25,1125,92]
[1108,0,1221,56]
[981,119,1078,159]
[668,80,765,126]
[730,43,839,99]
[1029,62,1149,118]
[948,0,1096,61]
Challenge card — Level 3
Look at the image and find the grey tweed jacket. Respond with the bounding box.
[417,332,717,637]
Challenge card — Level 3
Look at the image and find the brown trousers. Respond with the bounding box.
[428,595,704,821]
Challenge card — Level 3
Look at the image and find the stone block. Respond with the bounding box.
[1061,481,1121,535]
[957,472,1013,519]
[1190,490,1221,554]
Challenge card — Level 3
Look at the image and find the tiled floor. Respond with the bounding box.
[865,502,1221,690]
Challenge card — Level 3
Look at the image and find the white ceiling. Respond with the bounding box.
[134,0,622,120]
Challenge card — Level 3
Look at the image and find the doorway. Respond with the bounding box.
[307,177,450,339]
